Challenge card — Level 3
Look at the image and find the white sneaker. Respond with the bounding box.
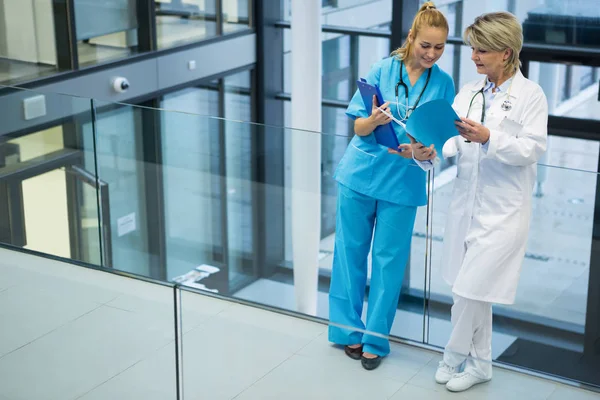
[435,361,458,384]
[446,372,490,392]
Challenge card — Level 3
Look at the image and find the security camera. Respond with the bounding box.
[112,77,130,93]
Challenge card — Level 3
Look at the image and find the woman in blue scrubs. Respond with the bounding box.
[328,1,455,370]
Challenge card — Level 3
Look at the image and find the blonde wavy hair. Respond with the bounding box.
[464,12,523,75]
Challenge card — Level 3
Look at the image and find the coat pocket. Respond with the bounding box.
[335,144,377,193]
[476,185,523,231]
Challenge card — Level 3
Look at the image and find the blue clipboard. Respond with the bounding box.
[356,79,400,149]
[405,99,461,152]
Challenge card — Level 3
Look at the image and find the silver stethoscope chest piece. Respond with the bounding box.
[501,99,512,111]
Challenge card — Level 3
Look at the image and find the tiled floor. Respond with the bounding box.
[1,248,599,400]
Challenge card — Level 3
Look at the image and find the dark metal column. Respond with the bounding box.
[585,155,600,359]
[253,0,285,278]
[216,78,230,293]
[390,0,419,52]
[52,0,79,70]
[136,0,157,52]
[62,120,84,263]
[216,0,224,36]
[139,99,168,281]
[0,142,26,247]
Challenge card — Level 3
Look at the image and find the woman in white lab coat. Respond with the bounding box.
[428,12,548,392]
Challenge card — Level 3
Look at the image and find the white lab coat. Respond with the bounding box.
[441,70,548,305]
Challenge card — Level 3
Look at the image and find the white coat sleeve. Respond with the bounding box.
[413,157,434,171]
[483,88,548,166]
[441,89,466,159]
[442,136,460,158]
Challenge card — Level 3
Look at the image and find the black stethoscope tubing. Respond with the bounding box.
[394,61,432,119]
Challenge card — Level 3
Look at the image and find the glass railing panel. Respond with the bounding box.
[0,85,104,267]
[86,100,154,276]
[178,284,437,399]
[426,158,600,389]
[0,246,178,400]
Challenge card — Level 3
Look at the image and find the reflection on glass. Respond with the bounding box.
[161,86,223,285]
[528,62,600,121]
[321,106,352,238]
[155,0,218,49]
[83,104,150,275]
[0,0,60,84]
[223,71,255,290]
[442,0,600,47]
[425,139,600,386]
[222,0,251,33]
[0,92,104,266]
[521,0,600,46]
[75,0,138,66]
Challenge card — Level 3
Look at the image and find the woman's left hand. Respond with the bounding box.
[388,144,413,159]
[456,117,490,144]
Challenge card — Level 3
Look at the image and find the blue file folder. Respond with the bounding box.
[356,79,400,150]
[405,99,461,152]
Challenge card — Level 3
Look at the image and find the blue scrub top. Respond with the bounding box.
[334,57,455,206]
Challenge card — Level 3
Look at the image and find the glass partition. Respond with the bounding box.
[422,0,600,47]
[155,0,218,49]
[74,0,139,66]
[0,86,104,266]
[1,84,600,393]
[426,154,600,388]
[86,100,152,276]
[0,246,178,400]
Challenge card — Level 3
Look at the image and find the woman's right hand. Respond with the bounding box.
[369,95,392,126]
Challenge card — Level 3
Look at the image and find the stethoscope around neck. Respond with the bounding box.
[464,76,515,142]
[394,60,432,121]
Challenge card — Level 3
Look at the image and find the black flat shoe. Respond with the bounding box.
[344,345,363,360]
[361,355,382,370]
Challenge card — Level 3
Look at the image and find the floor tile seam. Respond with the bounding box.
[0,303,105,361]
[72,358,148,400]
[543,385,560,400]
[386,382,408,400]
[229,350,299,399]
[179,303,236,336]
[73,339,179,399]
[293,331,327,355]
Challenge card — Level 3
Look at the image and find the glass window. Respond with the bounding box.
[222,0,251,34]
[155,0,218,49]
[155,0,252,49]
[75,0,139,67]
[527,62,600,121]
[0,0,60,84]
[283,0,393,30]
[284,32,391,102]
[433,0,600,47]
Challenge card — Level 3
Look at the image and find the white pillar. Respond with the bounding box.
[290,0,322,315]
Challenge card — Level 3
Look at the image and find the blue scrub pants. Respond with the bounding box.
[328,183,417,356]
